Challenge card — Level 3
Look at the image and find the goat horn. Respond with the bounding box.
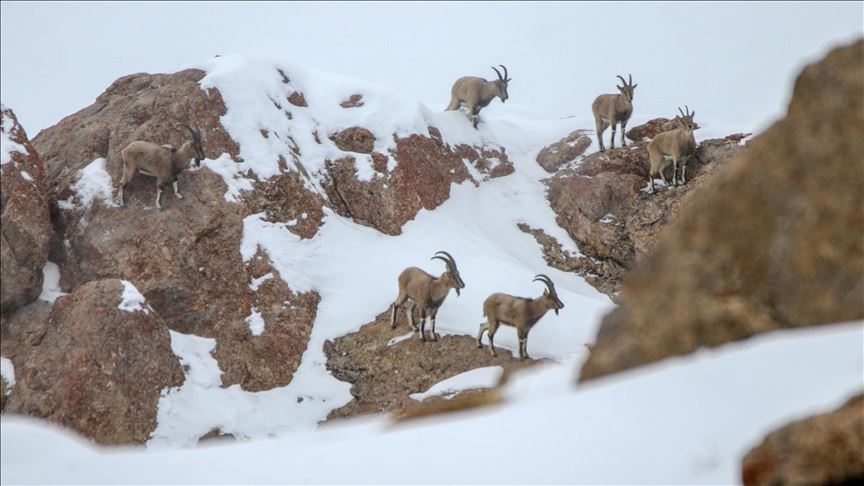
[616,75,627,87]
[678,107,686,118]
[434,251,458,268]
[491,66,503,81]
[500,64,509,80]
[532,274,556,293]
[685,105,691,117]
[629,73,633,86]
[431,255,455,273]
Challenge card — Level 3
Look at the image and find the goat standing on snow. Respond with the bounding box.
[390,251,466,342]
[592,74,637,152]
[446,65,511,129]
[477,274,564,360]
[116,125,204,209]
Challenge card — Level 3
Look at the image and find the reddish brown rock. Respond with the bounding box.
[545,136,742,298]
[1,106,52,314]
[287,91,308,107]
[339,94,364,108]
[324,311,541,421]
[31,69,320,393]
[331,126,376,154]
[322,130,513,235]
[625,117,701,142]
[4,279,184,444]
[742,394,864,486]
[535,129,592,173]
[580,39,864,381]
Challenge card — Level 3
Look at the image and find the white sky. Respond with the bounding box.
[1,1,862,135]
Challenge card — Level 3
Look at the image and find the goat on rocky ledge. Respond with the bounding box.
[390,251,465,342]
[477,274,564,360]
[116,125,204,209]
[647,106,698,193]
[592,74,637,152]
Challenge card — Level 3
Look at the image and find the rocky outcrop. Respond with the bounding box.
[535,129,592,173]
[321,129,513,235]
[324,311,539,420]
[26,64,514,402]
[545,130,744,298]
[580,39,864,380]
[1,106,52,314]
[625,117,701,142]
[742,394,864,486]
[4,279,184,444]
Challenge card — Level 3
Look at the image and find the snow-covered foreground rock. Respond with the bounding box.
[2,322,861,484]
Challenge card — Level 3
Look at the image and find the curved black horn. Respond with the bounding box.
[616,75,627,87]
[678,106,686,118]
[431,255,453,272]
[499,64,509,80]
[628,73,633,85]
[532,274,555,292]
[491,66,503,81]
[685,105,691,117]
[434,251,457,267]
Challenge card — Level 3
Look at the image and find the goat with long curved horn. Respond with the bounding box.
[390,251,466,341]
[445,64,512,129]
[593,73,638,151]
[477,274,565,360]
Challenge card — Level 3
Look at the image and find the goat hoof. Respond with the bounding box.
[176,194,184,199]
[430,333,439,342]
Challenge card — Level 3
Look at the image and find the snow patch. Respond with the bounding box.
[0,357,15,393]
[38,262,66,304]
[57,158,118,210]
[387,331,415,347]
[20,170,33,182]
[249,273,274,291]
[245,308,265,336]
[410,366,504,401]
[0,107,26,166]
[118,281,150,314]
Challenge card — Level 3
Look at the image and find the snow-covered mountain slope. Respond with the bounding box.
[119,56,617,445]
[3,322,861,484]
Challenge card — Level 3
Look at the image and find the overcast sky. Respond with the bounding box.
[2,1,862,135]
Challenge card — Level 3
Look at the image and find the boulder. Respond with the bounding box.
[742,394,864,486]
[535,129,592,173]
[580,39,864,381]
[4,279,184,444]
[1,106,52,314]
[625,117,701,142]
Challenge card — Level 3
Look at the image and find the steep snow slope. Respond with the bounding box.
[3,322,861,484]
[141,57,615,446]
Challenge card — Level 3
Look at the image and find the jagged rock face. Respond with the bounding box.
[322,127,513,236]
[580,39,864,381]
[545,130,744,298]
[27,64,513,402]
[4,279,184,444]
[535,129,592,173]
[742,394,864,486]
[1,106,52,314]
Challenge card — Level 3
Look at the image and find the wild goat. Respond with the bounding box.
[116,125,204,209]
[446,65,511,129]
[477,274,564,360]
[646,106,698,193]
[592,74,637,152]
[390,251,465,342]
